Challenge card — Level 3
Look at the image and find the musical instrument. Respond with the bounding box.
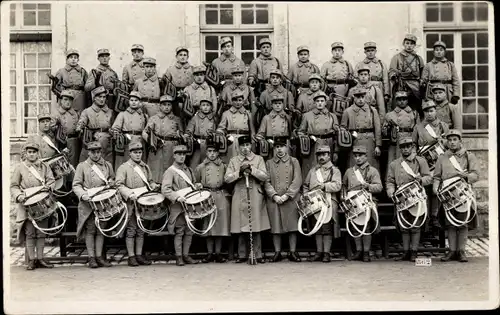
[43,154,74,191]
[340,190,379,238]
[296,189,330,236]
[135,191,169,234]
[23,186,68,235]
[392,181,428,229]
[417,141,446,170]
[89,188,129,238]
[437,176,476,227]
[181,189,218,235]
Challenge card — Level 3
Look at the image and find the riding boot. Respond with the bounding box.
[271,252,282,262]
[409,250,418,262]
[309,252,323,262]
[176,255,185,266]
[128,256,140,267]
[322,252,331,263]
[395,251,411,261]
[441,251,457,262]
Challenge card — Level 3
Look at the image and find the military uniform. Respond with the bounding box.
[347,65,386,124]
[320,42,355,97]
[10,142,56,270]
[26,115,59,160]
[162,46,194,89]
[257,94,293,141]
[248,38,282,98]
[55,49,89,113]
[432,84,462,130]
[295,74,323,113]
[132,57,161,117]
[258,69,295,112]
[51,92,81,168]
[219,65,257,118]
[122,44,146,90]
[412,100,449,149]
[287,45,321,94]
[212,37,246,84]
[85,49,119,112]
[355,42,390,100]
[183,65,218,115]
[185,100,217,169]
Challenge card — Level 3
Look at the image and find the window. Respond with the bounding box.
[424,2,490,132]
[426,3,454,22]
[10,42,53,137]
[9,3,51,30]
[202,33,272,65]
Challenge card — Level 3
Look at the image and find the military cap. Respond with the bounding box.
[364,42,377,49]
[431,83,446,92]
[351,86,368,95]
[313,91,328,101]
[433,41,446,49]
[173,145,189,154]
[403,34,417,43]
[269,68,283,78]
[446,129,462,139]
[315,145,331,154]
[398,137,414,146]
[421,100,436,111]
[231,65,245,74]
[231,90,245,100]
[66,49,79,58]
[352,145,367,154]
[129,91,142,100]
[308,73,323,82]
[297,45,310,53]
[357,65,371,74]
[142,57,156,65]
[258,38,272,47]
[394,91,408,98]
[160,94,175,103]
[220,37,232,47]
[206,138,220,150]
[193,65,207,74]
[331,42,344,49]
[97,48,110,56]
[131,44,144,51]
[87,141,102,151]
[199,98,213,105]
[91,86,108,100]
[271,94,285,102]
[175,46,189,55]
[60,90,75,99]
[37,114,52,122]
[24,142,39,151]
[273,136,288,146]
[238,136,252,146]
[128,141,143,151]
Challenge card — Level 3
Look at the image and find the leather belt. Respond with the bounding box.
[67,132,79,138]
[193,134,211,140]
[142,97,160,103]
[88,128,109,133]
[400,76,420,80]
[397,127,414,133]
[227,130,250,135]
[350,128,374,133]
[327,79,348,84]
[312,133,335,139]
[124,131,142,136]
[158,135,179,141]
[430,80,452,84]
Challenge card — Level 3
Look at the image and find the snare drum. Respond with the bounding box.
[181,189,216,219]
[89,188,127,220]
[297,189,327,218]
[43,154,73,190]
[437,176,475,212]
[340,190,374,225]
[417,141,446,170]
[392,181,427,216]
[136,191,168,221]
[24,188,57,221]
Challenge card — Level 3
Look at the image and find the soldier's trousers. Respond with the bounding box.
[272,232,298,252]
[447,226,468,252]
[173,224,194,257]
[84,213,109,258]
[24,219,49,260]
[354,235,372,252]
[401,228,421,251]
[238,232,263,259]
[126,212,145,257]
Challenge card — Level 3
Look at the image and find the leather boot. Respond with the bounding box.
[202,253,215,263]
[308,252,323,262]
[236,257,247,263]
[128,256,139,267]
[37,259,54,268]
[256,258,266,264]
[350,251,362,261]
[363,252,371,262]
[457,250,468,262]
[136,255,152,265]
[96,257,112,267]
[288,252,301,262]
[26,259,36,271]
[176,255,185,266]
[271,252,282,262]
[409,250,418,262]
[395,251,411,261]
[441,251,457,262]
[322,252,331,263]
[183,255,199,264]
[215,254,227,263]
[88,257,99,269]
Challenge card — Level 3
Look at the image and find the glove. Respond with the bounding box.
[450,96,460,105]
[81,194,90,202]
[374,146,381,157]
[17,194,26,203]
[273,195,282,203]
[195,183,203,190]
[129,193,138,201]
[362,182,370,190]
[248,77,255,86]
[108,179,116,188]
[332,153,338,164]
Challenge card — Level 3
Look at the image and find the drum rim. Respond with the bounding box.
[440,176,466,191]
[183,189,211,204]
[24,190,51,206]
[137,191,165,205]
[395,181,420,194]
[91,188,117,202]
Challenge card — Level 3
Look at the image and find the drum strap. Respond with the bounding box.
[424,124,438,139]
[449,156,465,173]
[22,162,45,185]
[315,168,334,223]
[87,162,109,184]
[130,163,151,191]
[401,160,418,178]
[42,135,61,154]
[354,169,366,185]
[171,165,196,189]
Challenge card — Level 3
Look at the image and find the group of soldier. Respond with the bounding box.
[11,33,479,270]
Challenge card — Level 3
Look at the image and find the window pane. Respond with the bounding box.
[24,87,38,102]
[206,4,218,8]
[38,4,51,10]
[38,53,51,68]
[426,5,439,22]
[256,4,268,8]
[462,50,475,64]
[220,9,233,25]
[38,10,50,26]
[426,33,439,48]
[426,51,434,63]
[463,99,475,113]
[441,34,454,48]
[241,52,255,65]
[478,82,488,97]
[23,4,37,10]
[256,10,269,24]
[38,70,50,84]
[477,49,488,64]
[477,66,488,80]
[23,11,36,26]
[241,35,255,50]
[478,98,488,113]
[205,36,218,50]
[477,3,488,21]
[462,66,476,80]
[462,3,475,22]
[24,54,37,68]
[478,114,488,129]
[39,102,51,115]
[205,52,218,64]
[220,4,232,9]
[242,4,254,8]
[242,9,254,24]
[206,10,218,24]
[463,115,476,130]
[25,102,38,116]
[10,103,17,117]
[461,33,475,48]
[441,4,453,21]
[11,119,18,136]
[25,119,38,135]
[24,71,37,85]
[10,8,15,26]
[446,51,454,62]
[10,87,16,101]
[477,33,488,47]
[462,83,476,97]
[10,71,16,85]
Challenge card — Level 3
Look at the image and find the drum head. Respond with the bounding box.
[138,192,165,206]
[417,145,430,155]
[346,190,362,199]
[177,187,193,198]
[396,181,416,194]
[91,189,116,202]
[407,201,427,217]
[442,176,462,189]
[184,190,211,204]
[352,212,368,226]
[54,177,64,190]
[24,191,50,206]
[24,186,44,198]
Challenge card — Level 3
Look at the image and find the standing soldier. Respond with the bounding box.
[342,145,383,262]
[382,91,419,171]
[194,139,231,263]
[303,145,342,263]
[76,86,114,166]
[389,34,425,116]
[258,68,295,112]
[115,140,159,267]
[212,37,246,86]
[219,65,257,119]
[288,46,321,97]
[122,44,145,91]
[11,142,56,270]
[341,87,382,172]
[248,38,282,98]
[142,94,184,183]
[183,65,218,118]
[433,130,479,262]
[54,49,88,113]
[111,91,148,171]
[386,137,432,262]
[355,42,390,107]
[347,65,386,124]
[297,91,339,180]
[26,114,59,160]
[162,144,202,266]
[320,42,356,103]
[72,141,115,268]
[421,41,460,104]
[431,84,462,130]
[296,74,324,114]
[132,57,161,118]
[264,137,303,262]
[85,49,119,114]
[162,46,194,117]
[224,136,270,264]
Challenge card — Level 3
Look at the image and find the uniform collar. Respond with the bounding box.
[436,100,449,108]
[131,59,144,67]
[58,106,77,116]
[403,152,418,162]
[91,104,109,112]
[267,85,285,93]
[25,160,42,168]
[364,57,379,64]
[259,54,274,61]
[316,161,333,170]
[128,158,146,167]
[143,74,158,82]
[229,106,246,114]
[312,108,329,115]
[203,157,222,165]
[330,57,345,63]
[230,83,245,91]
[173,162,188,170]
[238,152,255,161]
[432,57,448,64]
[425,117,440,127]
[270,110,286,118]
[65,64,82,72]
[127,107,143,114]
[157,112,175,119]
[394,106,412,113]
[400,50,416,57]
[87,157,106,166]
[354,162,369,171]
[97,64,111,71]
[307,89,320,95]
[450,148,466,157]
[192,82,208,90]
[352,104,369,112]
[197,111,214,119]
[220,54,236,62]
[273,153,290,163]
[175,62,191,69]
[297,61,311,68]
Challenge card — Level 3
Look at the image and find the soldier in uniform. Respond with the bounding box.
[85,49,119,114]
[111,91,148,171]
[389,34,425,116]
[162,46,194,116]
[76,86,114,166]
[132,57,161,118]
[320,42,355,99]
[11,142,56,270]
[55,49,88,113]
[303,145,342,263]
[122,44,145,91]
[342,145,383,262]
[421,41,460,104]
[116,140,159,267]
[382,91,419,171]
[248,38,282,98]
[72,141,115,268]
[194,139,231,263]
[433,130,479,262]
[183,65,218,117]
[259,68,295,112]
[161,144,202,266]
[224,136,270,264]
[287,45,321,96]
[216,90,255,164]
[341,87,382,172]
[431,83,462,130]
[264,137,303,262]
[212,37,246,85]
[297,91,339,180]
[355,42,390,107]
[386,137,432,262]
[184,98,217,169]
[26,114,60,161]
[219,65,257,119]
[296,74,324,114]
[142,94,184,183]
